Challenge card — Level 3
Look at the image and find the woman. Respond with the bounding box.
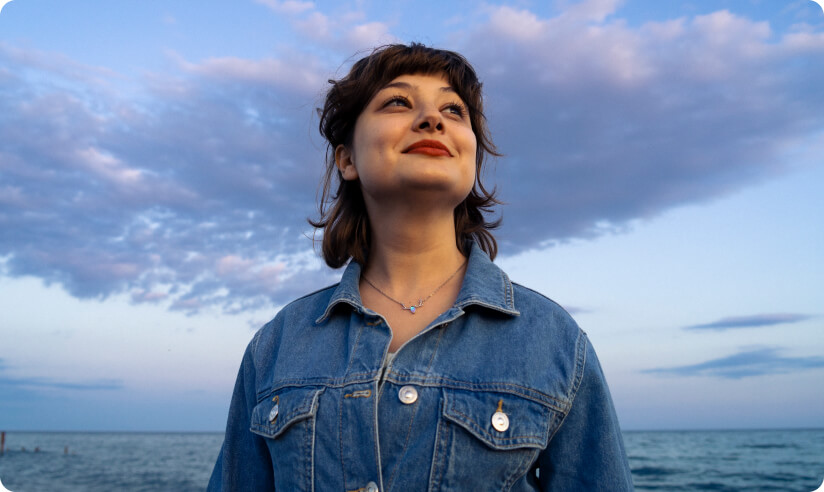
[209,43,633,491]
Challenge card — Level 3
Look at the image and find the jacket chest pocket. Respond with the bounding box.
[429,388,561,491]
[250,386,324,492]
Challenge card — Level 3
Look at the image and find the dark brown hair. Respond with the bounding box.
[311,43,500,268]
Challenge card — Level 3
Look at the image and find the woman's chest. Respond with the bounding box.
[249,379,562,491]
[249,314,578,491]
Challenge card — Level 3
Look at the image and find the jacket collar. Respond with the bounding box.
[315,242,519,324]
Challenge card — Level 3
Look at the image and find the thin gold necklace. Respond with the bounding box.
[361,260,467,314]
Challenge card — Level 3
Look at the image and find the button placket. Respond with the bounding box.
[398,385,418,404]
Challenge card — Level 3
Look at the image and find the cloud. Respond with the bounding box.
[0,358,123,391]
[0,376,123,391]
[0,43,336,312]
[253,0,397,53]
[463,6,824,248]
[1,4,823,313]
[684,313,815,331]
[486,6,547,42]
[176,54,325,94]
[557,0,624,24]
[255,0,315,15]
[344,21,395,50]
[643,347,824,379]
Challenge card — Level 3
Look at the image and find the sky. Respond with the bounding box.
[0,0,822,432]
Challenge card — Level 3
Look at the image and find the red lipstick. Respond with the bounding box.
[403,139,451,157]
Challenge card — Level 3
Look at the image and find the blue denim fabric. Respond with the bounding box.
[209,242,634,491]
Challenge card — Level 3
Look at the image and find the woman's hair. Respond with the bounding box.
[311,43,501,268]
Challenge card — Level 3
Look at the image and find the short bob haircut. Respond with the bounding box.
[311,43,500,268]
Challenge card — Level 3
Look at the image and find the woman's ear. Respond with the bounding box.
[335,144,358,181]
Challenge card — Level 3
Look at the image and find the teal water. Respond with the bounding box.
[625,429,824,491]
[0,432,222,492]
[0,429,821,491]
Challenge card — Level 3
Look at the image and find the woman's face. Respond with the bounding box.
[335,72,477,211]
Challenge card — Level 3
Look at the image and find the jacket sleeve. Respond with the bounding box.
[208,337,275,491]
[538,337,634,491]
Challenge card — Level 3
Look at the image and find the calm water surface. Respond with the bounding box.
[0,432,222,492]
[625,429,824,491]
[0,429,821,491]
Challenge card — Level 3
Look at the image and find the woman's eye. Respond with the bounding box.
[384,96,410,108]
[444,103,467,117]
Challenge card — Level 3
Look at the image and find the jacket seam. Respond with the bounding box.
[545,329,588,443]
[384,377,570,411]
[256,377,570,413]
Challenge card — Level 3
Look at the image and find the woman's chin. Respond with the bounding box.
[403,168,473,191]
[398,177,472,202]
[368,183,469,212]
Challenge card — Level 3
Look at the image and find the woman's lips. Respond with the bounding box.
[403,140,451,157]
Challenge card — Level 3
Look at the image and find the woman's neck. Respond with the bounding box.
[362,207,466,294]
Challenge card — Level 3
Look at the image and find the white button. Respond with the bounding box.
[365,481,379,492]
[491,411,509,432]
[268,404,279,422]
[398,385,418,404]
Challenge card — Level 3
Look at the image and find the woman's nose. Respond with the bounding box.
[415,106,444,132]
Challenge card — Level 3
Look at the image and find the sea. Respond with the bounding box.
[0,429,821,491]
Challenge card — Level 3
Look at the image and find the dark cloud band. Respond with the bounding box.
[2,5,823,313]
[643,347,824,379]
[684,313,815,331]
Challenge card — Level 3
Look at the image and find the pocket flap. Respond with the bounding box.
[250,386,324,439]
[442,389,554,450]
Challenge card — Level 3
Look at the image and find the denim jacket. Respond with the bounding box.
[209,243,634,491]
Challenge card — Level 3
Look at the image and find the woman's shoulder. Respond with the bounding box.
[510,281,580,328]
[283,282,341,315]
[504,280,588,359]
[249,283,341,350]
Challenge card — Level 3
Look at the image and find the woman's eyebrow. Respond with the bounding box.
[381,81,455,93]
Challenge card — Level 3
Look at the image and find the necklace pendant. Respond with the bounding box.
[364,260,466,317]
[403,299,424,314]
